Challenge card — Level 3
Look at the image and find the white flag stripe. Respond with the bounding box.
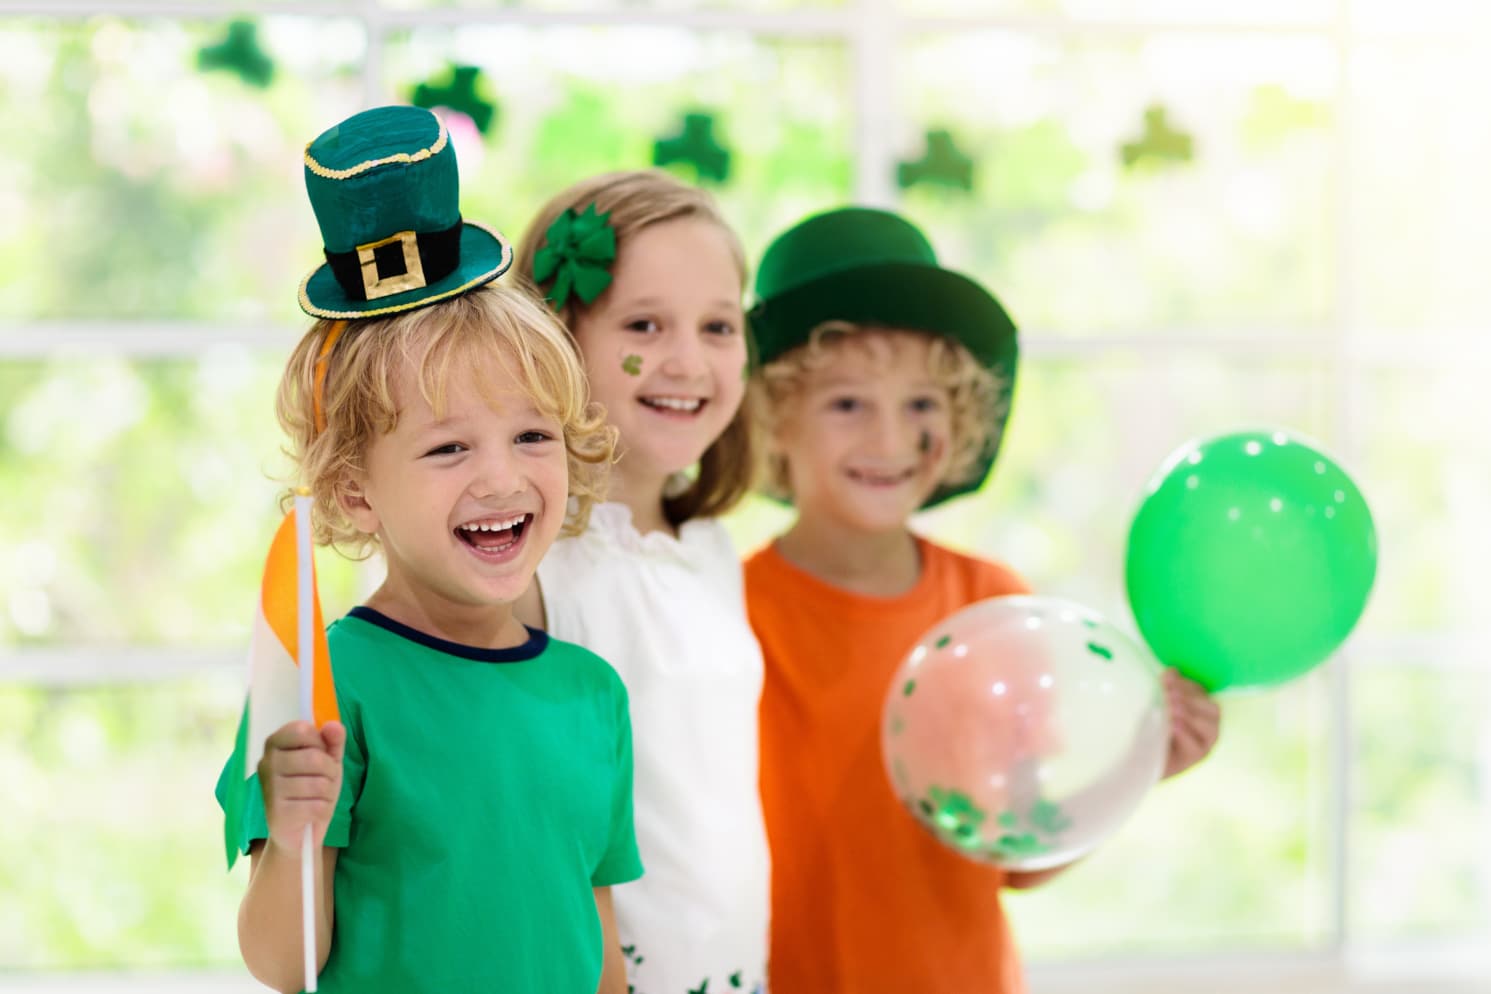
[246,604,305,776]
[295,495,314,724]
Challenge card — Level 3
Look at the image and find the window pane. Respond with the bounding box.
[1351,364,1488,636]
[1349,40,1491,340]
[0,357,367,649]
[381,24,853,257]
[0,677,245,969]
[898,32,1335,336]
[1351,663,1490,942]
[0,17,364,325]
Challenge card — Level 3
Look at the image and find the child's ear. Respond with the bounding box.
[335,476,380,537]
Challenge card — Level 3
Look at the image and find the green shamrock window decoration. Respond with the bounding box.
[897,129,974,192]
[654,112,732,185]
[532,204,617,309]
[412,64,499,135]
[1120,104,1194,168]
[197,20,274,88]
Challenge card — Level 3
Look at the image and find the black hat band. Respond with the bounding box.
[324,220,463,303]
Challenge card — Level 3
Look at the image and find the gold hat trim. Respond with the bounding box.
[303,120,450,181]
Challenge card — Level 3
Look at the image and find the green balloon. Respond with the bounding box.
[1125,430,1377,691]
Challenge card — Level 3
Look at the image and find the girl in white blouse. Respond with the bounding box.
[513,171,769,994]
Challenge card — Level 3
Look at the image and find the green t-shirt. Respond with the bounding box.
[215,607,643,994]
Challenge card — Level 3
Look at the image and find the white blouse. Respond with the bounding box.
[537,502,769,994]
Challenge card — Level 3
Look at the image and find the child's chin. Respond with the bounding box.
[839,502,918,534]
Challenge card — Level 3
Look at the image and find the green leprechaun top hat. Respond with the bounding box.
[747,206,1019,507]
[298,105,512,319]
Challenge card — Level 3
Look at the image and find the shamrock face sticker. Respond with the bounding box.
[622,354,643,376]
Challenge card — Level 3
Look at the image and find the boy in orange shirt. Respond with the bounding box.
[743,207,1221,994]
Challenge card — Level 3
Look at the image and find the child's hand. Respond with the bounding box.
[1160,670,1220,780]
[258,720,346,854]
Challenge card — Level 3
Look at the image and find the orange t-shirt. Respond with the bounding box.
[745,537,1032,994]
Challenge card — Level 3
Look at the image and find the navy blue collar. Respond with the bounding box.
[347,606,548,663]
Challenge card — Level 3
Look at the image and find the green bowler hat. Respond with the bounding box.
[747,206,1019,507]
[298,105,512,319]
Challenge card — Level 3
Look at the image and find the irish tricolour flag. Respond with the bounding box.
[221,493,339,991]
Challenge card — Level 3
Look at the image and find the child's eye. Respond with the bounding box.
[704,320,736,336]
[423,442,466,457]
[910,395,944,414]
[516,430,554,445]
[828,396,861,413]
[625,318,661,334]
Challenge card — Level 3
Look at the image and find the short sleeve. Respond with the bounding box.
[324,709,364,848]
[590,680,644,887]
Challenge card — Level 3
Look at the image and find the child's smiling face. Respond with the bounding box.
[570,216,747,485]
[341,351,570,612]
[774,330,954,534]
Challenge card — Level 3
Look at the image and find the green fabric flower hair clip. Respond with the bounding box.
[532,203,617,309]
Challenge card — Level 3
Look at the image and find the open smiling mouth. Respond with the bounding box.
[639,396,706,415]
[848,468,916,486]
[455,514,531,555]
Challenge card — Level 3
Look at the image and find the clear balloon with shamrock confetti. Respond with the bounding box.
[882,595,1169,871]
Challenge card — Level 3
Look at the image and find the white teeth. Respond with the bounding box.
[643,396,702,412]
[459,515,526,532]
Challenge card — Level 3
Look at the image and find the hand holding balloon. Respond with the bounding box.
[1159,669,1220,779]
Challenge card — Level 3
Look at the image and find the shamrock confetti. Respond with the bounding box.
[926,786,987,845]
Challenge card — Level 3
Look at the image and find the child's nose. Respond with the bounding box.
[866,409,916,457]
[659,329,709,379]
[469,453,524,499]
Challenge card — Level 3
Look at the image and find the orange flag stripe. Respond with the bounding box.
[260,509,340,725]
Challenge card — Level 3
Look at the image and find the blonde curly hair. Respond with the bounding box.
[275,281,616,558]
[751,321,1008,501]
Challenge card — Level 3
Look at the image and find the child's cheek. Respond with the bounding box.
[919,429,949,465]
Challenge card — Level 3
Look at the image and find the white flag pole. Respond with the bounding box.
[294,492,318,993]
